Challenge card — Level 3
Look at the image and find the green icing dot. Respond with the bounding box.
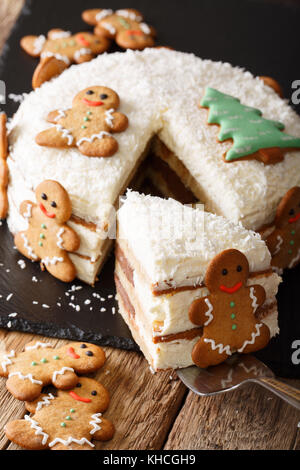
[41,358,47,363]
[230,301,235,308]
[70,408,75,413]
[232,324,237,331]
[290,240,295,245]
[69,40,76,46]
[40,233,45,239]
[31,361,37,366]
[66,416,72,421]
[84,116,90,122]
[38,241,43,247]
[87,111,92,115]
[53,355,60,360]
[60,422,66,427]
[291,230,296,235]
[288,249,292,254]
[81,125,87,129]
[41,224,46,229]
[230,313,236,319]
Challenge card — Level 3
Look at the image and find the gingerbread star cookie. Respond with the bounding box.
[189,249,270,368]
[265,187,300,271]
[82,8,155,50]
[36,86,129,157]
[14,180,80,282]
[20,29,110,89]
[0,341,106,402]
[0,113,8,219]
[5,377,114,450]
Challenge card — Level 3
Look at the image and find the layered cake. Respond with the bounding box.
[115,191,281,370]
[6,48,300,284]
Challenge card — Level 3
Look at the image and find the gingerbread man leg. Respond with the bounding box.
[191,338,230,369]
[14,231,39,262]
[35,126,74,149]
[78,135,118,157]
[6,374,43,402]
[5,419,47,450]
[238,323,270,355]
[43,256,77,283]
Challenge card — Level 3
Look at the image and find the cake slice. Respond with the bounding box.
[115,191,281,370]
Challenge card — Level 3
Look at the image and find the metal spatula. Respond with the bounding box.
[177,354,300,409]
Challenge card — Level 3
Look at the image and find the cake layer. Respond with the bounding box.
[117,191,273,290]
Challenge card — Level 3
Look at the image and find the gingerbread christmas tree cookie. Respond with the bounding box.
[14,180,80,282]
[5,377,114,450]
[82,8,155,50]
[20,29,110,89]
[189,249,270,368]
[200,87,300,164]
[265,187,300,270]
[0,341,106,401]
[36,86,129,157]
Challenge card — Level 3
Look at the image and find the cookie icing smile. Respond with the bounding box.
[82,98,104,107]
[39,203,56,218]
[288,211,300,224]
[219,281,243,294]
[69,391,92,403]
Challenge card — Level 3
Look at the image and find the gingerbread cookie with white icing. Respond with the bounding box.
[5,377,114,450]
[82,8,155,50]
[14,180,80,282]
[265,187,300,271]
[20,29,110,89]
[0,340,106,402]
[36,86,129,157]
[0,113,8,219]
[189,249,270,368]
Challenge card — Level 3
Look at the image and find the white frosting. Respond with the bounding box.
[203,298,213,326]
[40,52,70,65]
[105,108,115,127]
[95,9,113,21]
[249,286,259,312]
[56,227,64,249]
[77,131,111,146]
[116,9,142,21]
[24,415,48,445]
[118,191,272,286]
[89,413,102,435]
[35,393,55,411]
[74,48,92,62]
[33,35,46,55]
[101,22,116,35]
[42,256,64,266]
[52,366,74,382]
[49,31,71,39]
[8,371,42,385]
[237,323,264,353]
[21,233,38,260]
[1,350,15,372]
[49,436,94,448]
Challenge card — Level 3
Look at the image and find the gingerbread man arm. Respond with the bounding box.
[46,109,69,124]
[248,284,266,310]
[265,230,282,256]
[189,296,213,326]
[92,417,115,441]
[20,35,43,58]
[59,225,80,252]
[110,111,129,134]
[81,9,103,26]
[20,200,34,219]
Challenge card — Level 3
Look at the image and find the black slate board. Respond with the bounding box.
[0,0,300,378]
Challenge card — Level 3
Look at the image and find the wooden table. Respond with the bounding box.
[0,0,300,451]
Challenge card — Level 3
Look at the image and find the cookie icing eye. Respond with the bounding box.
[91,390,97,396]
[41,193,47,200]
[80,344,87,348]
[50,201,57,208]
[289,209,295,215]
[237,265,242,272]
[86,351,93,356]
[100,94,108,99]
[86,90,94,95]
[76,382,82,388]
[222,269,228,275]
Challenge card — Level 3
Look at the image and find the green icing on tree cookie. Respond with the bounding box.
[200,87,300,163]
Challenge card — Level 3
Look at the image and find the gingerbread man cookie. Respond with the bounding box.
[82,8,155,50]
[5,377,114,450]
[14,180,80,282]
[36,86,128,157]
[188,249,270,368]
[0,340,106,402]
[265,187,300,271]
[0,113,8,219]
[20,29,110,89]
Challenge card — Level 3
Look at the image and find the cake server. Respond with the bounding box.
[177,354,300,409]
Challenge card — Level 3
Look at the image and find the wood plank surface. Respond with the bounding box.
[0,0,299,451]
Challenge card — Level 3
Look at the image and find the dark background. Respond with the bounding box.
[0,0,299,378]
